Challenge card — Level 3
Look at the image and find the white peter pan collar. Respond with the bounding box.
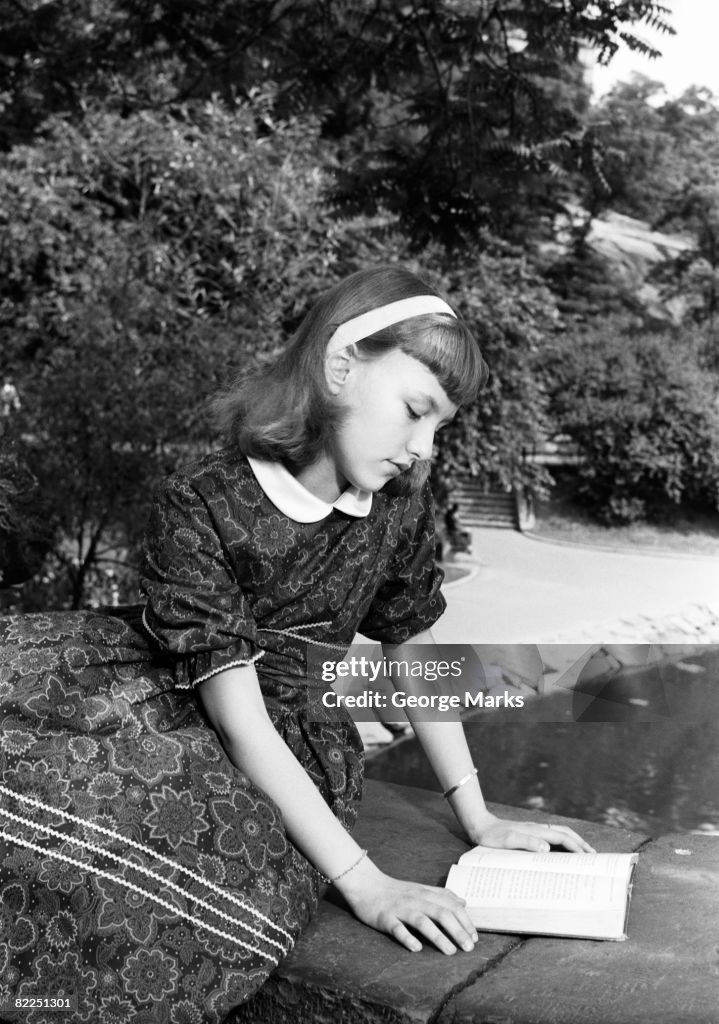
[247,456,373,523]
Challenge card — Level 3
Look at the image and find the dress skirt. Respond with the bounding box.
[0,610,364,1024]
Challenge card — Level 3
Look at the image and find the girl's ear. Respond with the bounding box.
[325,349,353,394]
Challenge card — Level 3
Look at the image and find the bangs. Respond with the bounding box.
[398,315,489,407]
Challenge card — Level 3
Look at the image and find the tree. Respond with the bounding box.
[0,1,675,245]
[8,2,709,607]
[0,94,360,608]
[0,387,52,590]
[589,79,719,326]
[296,0,675,245]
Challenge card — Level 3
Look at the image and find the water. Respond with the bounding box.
[365,649,719,838]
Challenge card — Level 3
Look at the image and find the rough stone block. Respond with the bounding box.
[227,782,645,1024]
[439,833,719,1024]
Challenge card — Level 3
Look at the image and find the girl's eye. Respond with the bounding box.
[405,404,421,421]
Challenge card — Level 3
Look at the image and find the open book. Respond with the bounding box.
[446,846,638,941]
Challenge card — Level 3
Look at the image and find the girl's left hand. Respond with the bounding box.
[472,814,595,853]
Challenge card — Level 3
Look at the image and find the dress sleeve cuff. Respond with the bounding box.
[173,644,266,690]
[142,606,264,689]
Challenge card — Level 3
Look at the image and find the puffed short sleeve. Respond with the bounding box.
[140,469,262,689]
[358,484,446,644]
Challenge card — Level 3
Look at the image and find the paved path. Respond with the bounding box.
[434,528,719,644]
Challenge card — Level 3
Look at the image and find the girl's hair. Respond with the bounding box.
[211,266,489,482]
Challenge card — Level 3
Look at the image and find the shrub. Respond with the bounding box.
[545,319,719,523]
[0,95,351,607]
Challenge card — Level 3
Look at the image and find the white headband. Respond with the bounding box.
[326,295,457,354]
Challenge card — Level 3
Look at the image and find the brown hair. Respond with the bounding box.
[212,266,489,484]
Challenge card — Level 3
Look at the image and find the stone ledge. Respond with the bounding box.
[228,780,702,1024]
[443,831,719,1024]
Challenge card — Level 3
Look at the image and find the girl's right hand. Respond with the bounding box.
[333,858,478,954]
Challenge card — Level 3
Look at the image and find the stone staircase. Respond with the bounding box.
[452,480,519,529]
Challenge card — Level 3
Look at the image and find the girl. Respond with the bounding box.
[0,266,589,1023]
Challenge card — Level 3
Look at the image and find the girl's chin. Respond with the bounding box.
[342,466,393,493]
[350,466,417,497]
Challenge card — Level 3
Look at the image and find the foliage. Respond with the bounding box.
[0,413,52,591]
[8,1,719,606]
[430,240,559,501]
[544,319,719,523]
[0,1,674,246]
[1,90,568,608]
[4,88,554,608]
[310,1,674,245]
[0,94,365,608]
[591,78,719,215]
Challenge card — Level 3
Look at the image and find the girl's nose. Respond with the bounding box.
[408,422,436,461]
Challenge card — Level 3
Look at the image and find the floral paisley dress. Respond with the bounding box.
[0,449,444,1024]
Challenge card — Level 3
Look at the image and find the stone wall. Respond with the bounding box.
[227,780,719,1024]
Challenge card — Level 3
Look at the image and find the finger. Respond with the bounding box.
[431,905,478,952]
[418,887,479,947]
[420,884,469,909]
[501,827,553,853]
[458,906,480,944]
[408,912,459,956]
[389,919,423,953]
[545,825,596,853]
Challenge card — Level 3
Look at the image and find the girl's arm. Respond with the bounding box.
[382,632,594,854]
[197,664,479,955]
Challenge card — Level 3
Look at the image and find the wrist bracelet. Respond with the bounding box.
[442,767,478,799]
[329,848,368,884]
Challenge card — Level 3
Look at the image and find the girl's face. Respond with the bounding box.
[328,348,458,495]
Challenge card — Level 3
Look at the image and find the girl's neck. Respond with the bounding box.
[291,455,347,504]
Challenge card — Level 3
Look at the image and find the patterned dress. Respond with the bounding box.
[0,449,444,1024]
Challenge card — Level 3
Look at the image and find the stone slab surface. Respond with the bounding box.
[228,781,646,1024]
[440,832,719,1024]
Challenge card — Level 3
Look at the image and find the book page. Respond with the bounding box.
[458,847,637,881]
[447,864,626,909]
